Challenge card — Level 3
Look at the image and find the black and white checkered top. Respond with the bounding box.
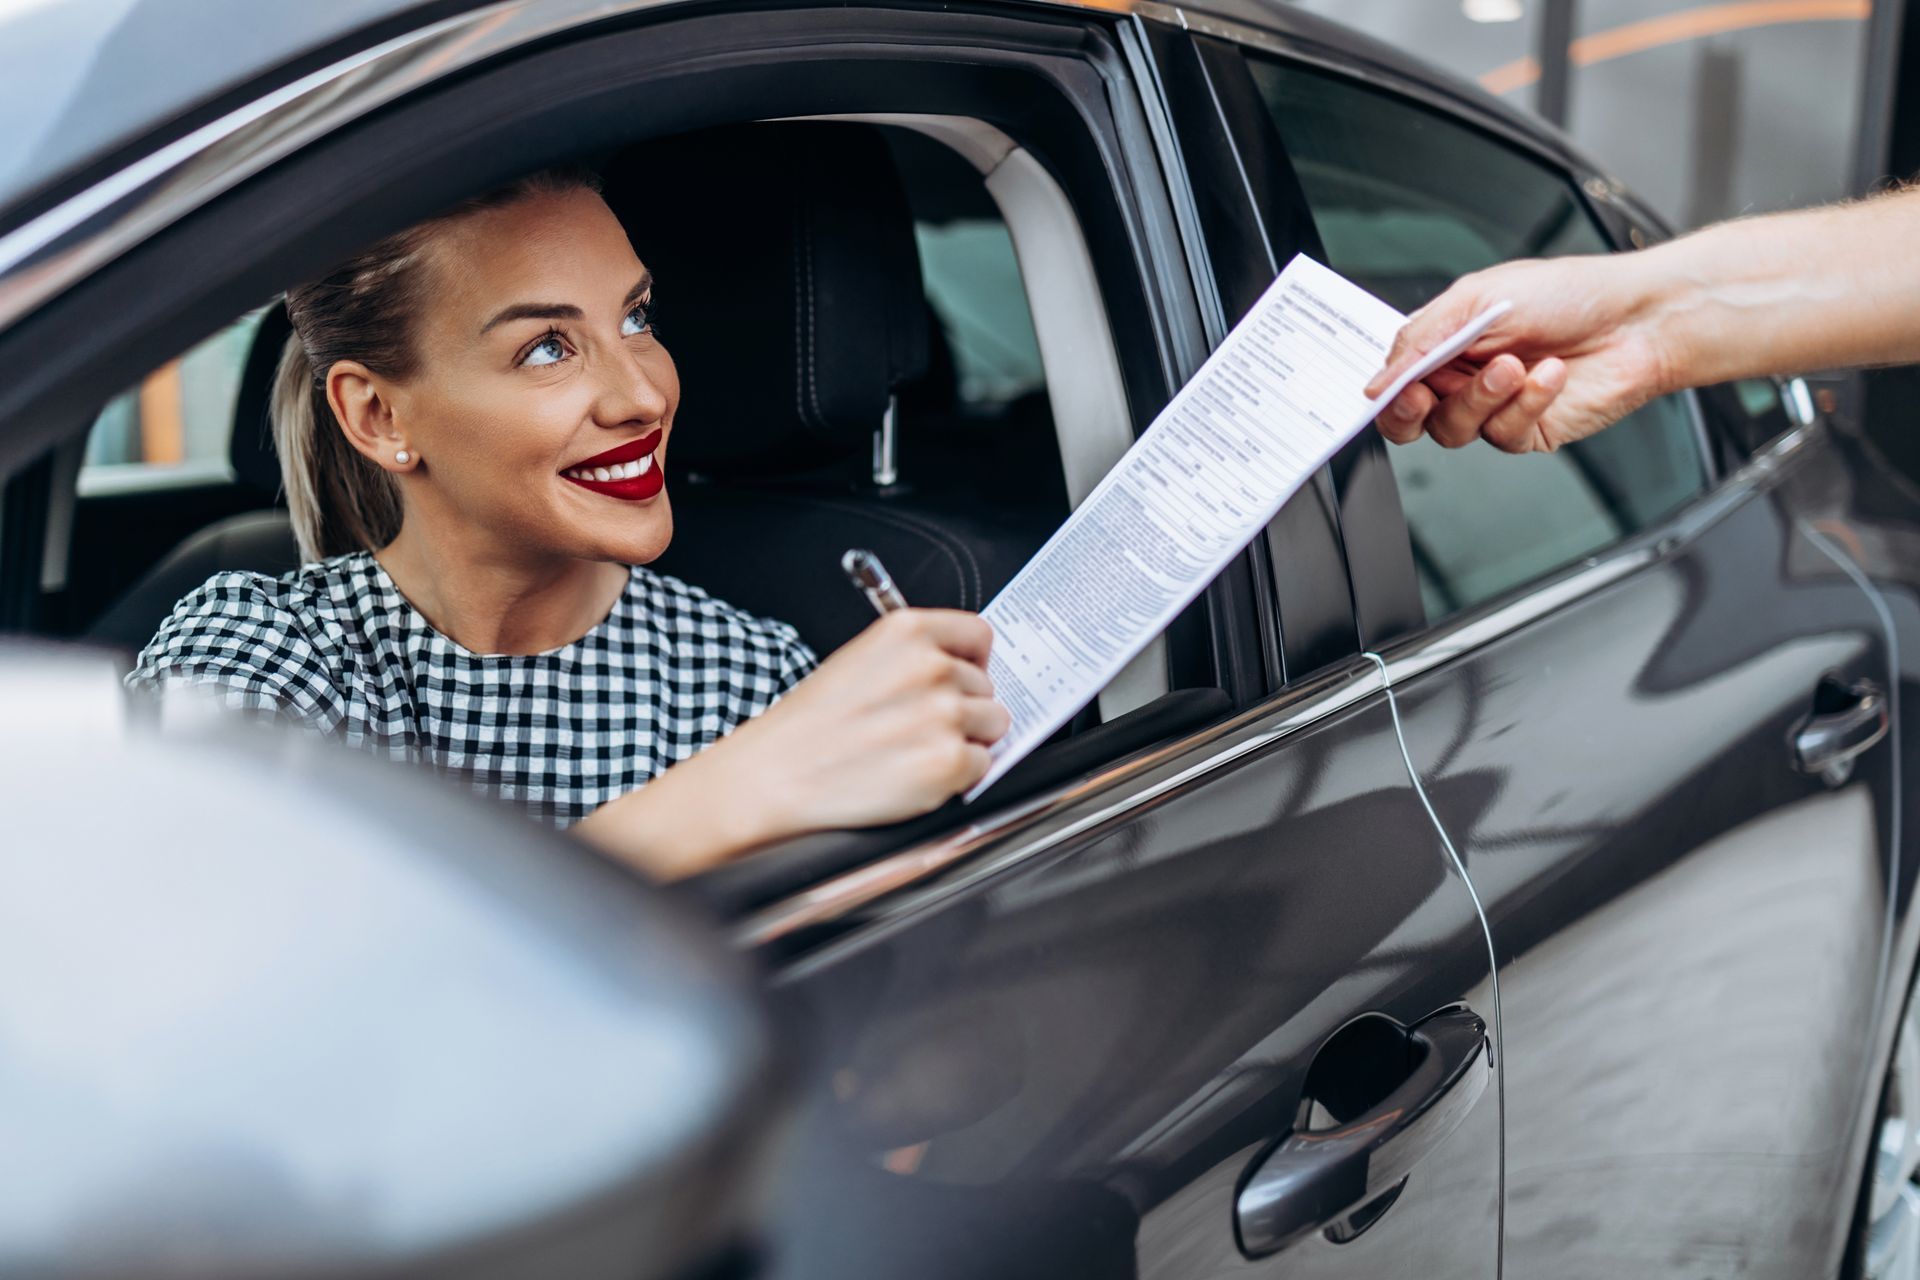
[127,552,818,828]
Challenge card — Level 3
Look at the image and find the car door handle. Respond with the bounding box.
[1793,679,1889,785]
[1234,1006,1489,1258]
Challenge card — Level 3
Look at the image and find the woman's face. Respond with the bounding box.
[387,187,679,566]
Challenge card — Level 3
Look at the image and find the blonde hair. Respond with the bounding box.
[272,166,602,562]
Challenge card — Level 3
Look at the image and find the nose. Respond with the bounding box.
[593,345,670,429]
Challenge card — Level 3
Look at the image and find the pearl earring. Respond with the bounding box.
[395,450,411,465]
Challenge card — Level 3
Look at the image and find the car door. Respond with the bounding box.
[736,14,1502,1280]
[1217,42,1903,1278]
[0,4,1504,1277]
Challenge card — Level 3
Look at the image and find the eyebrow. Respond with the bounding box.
[479,272,654,335]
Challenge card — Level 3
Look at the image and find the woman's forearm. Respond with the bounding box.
[571,742,782,881]
[1637,186,1920,391]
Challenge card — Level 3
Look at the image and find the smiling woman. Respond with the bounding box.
[125,165,1011,881]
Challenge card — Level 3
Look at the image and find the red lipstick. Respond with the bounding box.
[560,430,664,502]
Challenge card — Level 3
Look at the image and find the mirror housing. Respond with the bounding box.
[0,647,778,1279]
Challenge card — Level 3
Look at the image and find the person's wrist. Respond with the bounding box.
[1615,243,1699,398]
[680,721,798,857]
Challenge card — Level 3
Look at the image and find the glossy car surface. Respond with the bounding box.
[2,2,1916,1278]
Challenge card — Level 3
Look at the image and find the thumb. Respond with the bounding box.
[1365,285,1484,399]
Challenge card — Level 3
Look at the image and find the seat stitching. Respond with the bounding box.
[842,506,981,610]
[791,212,810,430]
[735,492,982,610]
[802,214,826,430]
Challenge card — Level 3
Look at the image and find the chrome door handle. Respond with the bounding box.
[1234,1006,1489,1258]
[1793,680,1889,785]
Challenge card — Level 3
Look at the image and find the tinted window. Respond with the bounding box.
[1249,59,1708,622]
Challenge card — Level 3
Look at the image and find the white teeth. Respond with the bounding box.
[564,450,655,483]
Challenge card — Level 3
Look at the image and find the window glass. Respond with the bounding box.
[1249,59,1707,622]
[915,220,1045,408]
[81,308,266,479]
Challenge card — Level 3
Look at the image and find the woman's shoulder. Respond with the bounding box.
[626,565,815,663]
[124,553,387,709]
[155,552,381,635]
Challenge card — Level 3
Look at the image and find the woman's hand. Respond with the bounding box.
[729,608,1010,831]
[574,608,1009,880]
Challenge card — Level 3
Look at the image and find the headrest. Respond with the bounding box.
[231,301,293,500]
[602,123,928,477]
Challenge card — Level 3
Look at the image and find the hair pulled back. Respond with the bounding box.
[272,166,602,562]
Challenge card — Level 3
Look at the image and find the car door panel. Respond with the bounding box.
[761,685,1500,1279]
[1383,450,1895,1276]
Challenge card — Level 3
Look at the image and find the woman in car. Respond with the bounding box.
[127,167,1009,880]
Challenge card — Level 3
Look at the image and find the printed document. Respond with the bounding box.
[970,253,1510,798]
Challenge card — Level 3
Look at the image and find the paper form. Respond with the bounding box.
[968,253,1510,799]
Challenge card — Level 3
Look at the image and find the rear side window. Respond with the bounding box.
[83,308,266,485]
[1248,59,1708,623]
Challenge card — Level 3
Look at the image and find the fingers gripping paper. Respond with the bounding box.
[969,254,1509,798]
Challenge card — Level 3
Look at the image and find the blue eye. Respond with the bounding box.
[622,302,652,337]
[523,333,567,367]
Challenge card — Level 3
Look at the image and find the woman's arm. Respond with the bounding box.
[571,609,1009,880]
[1364,185,1920,453]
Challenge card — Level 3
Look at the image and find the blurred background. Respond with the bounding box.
[1284,0,1920,475]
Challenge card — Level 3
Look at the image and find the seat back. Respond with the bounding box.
[609,122,1054,654]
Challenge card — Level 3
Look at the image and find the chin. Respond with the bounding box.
[595,503,674,567]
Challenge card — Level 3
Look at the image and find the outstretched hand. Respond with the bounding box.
[1365,254,1674,454]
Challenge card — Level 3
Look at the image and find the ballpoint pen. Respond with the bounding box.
[841,548,909,616]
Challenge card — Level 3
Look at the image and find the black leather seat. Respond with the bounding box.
[91,121,1054,659]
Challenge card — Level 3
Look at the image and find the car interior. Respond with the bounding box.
[11,111,1236,912]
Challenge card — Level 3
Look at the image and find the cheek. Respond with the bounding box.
[412,374,593,479]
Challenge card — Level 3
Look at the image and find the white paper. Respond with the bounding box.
[968,253,1509,798]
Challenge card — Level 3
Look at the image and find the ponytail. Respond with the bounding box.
[272,164,602,563]
[271,334,400,564]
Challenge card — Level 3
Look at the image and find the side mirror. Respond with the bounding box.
[0,648,779,1279]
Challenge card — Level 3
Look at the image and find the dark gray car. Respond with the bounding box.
[2,1,1916,1278]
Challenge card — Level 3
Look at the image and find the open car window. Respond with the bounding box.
[2,8,1243,925]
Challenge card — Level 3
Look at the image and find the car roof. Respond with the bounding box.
[0,0,1582,233]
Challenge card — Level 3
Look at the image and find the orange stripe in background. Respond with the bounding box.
[1479,0,1871,94]
[138,358,185,465]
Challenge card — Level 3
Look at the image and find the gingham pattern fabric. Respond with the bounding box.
[127,552,817,827]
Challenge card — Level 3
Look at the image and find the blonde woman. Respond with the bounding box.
[129,167,1008,880]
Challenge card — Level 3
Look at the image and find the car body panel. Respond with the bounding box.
[0,0,1561,238]
[764,692,1499,1279]
[1375,431,1904,1276]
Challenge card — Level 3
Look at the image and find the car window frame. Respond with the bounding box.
[0,0,1278,920]
[1130,18,1368,688]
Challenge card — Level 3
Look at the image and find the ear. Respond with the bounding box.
[327,359,415,472]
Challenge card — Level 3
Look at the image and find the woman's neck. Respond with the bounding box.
[373,526,630,655]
